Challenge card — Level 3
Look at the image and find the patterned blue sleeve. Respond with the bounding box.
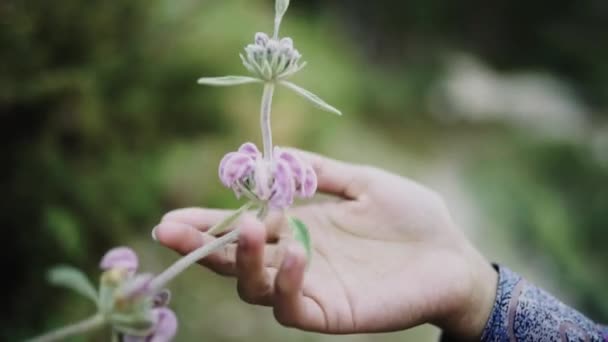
[480,265,607,342]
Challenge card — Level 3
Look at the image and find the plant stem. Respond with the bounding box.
[261,82,275,161]
[149,204,271,292]
[149,226,241,292]
[149,202,255,292]
[274,19,281,39]
[27,314,105,342]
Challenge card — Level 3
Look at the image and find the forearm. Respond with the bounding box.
[479,265,606,342]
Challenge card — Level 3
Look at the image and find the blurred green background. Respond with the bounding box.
[1,0,607,340]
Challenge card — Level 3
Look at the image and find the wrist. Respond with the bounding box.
[438,244,498,340]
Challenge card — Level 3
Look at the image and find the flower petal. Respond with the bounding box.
[270,159,296,209]
[301,165,318,198]
[150,308,178,342]
[274,147,307,191]
[100,247,138,273]
[238,142,261,157]
[255,32,270,46]
[219,153,255,188]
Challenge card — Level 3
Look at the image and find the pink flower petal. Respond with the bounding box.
[270,159,296,209]
[238,142,261,157]
[219,153,255,187]
[301,165,318,198]
[100,247,138,273]
[150,308,178,342]
[275,148,307,191]
[123,308,178,342]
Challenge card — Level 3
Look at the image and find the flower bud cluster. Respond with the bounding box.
[100,248,177,342]
[240,32,306,81]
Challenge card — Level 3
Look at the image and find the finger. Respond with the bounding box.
[273,244,326,331]
[236,216,275,306]
[286,149,368,199]
[161,208,233,232]
[161,208,284,240]
[153,221,281,276]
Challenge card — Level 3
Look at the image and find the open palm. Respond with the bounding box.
[154,151,497,339]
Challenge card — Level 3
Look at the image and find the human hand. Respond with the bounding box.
[153,150,497,339]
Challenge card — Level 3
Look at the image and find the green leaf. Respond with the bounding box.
[197,76,261,87]
[48,266,98,303]
[280,81,343,115]
[288,216,312,262]
[207,201,255,235]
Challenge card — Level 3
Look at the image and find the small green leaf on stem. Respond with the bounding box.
[280,81,343,115]
[287,216,312,262]
[207,201,255,236]
[197,76,261,87]
[48,266,98,303]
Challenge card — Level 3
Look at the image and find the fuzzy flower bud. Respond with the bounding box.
[219,142,317,209]
[100,247,138,273]
[240,32,306,81]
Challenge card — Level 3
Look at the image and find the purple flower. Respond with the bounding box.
[123,308,178,342]
[100,247,138,273]
[99,247,178,341]
[219,142,318,209]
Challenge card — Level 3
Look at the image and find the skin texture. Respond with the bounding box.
[153,150,498,340]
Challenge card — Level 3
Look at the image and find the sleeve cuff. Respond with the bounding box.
[480,264,605,342]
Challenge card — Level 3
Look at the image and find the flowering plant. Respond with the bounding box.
[28,0,340,341]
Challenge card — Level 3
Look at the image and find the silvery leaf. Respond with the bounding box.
[280,81,342,115]
[207,202,254,235]
[275,0,290,20]
[197,76,261,87]
[48,265,98,303]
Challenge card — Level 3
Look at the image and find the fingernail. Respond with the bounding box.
[151,226,159,241]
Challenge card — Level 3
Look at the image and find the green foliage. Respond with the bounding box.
[48,266,97,303]
[3,0,607,340]
[470,140,608,320]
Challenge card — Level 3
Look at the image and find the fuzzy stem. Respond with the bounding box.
[273,18,281,39]
[27,314,105,342]
[261,82,276,161]
[149,202,254,292]
[150,226,241,292]
[149,203,270,292]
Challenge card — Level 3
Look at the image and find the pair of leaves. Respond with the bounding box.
[197,76,342,116]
